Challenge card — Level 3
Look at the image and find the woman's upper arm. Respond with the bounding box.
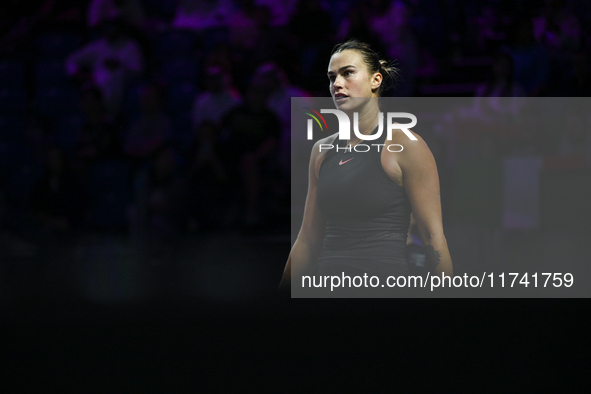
[297,140,327,246]
[397,134,444,240]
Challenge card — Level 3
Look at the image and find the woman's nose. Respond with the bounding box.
[333,76,343,89]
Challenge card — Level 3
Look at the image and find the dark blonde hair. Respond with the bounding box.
[331,39,399,96]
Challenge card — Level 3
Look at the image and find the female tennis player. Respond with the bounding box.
[280,39,452,288]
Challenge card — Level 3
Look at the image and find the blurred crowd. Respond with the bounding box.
[1,0,590,254]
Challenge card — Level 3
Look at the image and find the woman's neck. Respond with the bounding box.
[346,99,381,140]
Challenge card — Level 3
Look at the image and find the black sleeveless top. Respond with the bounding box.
[315,126,412,276]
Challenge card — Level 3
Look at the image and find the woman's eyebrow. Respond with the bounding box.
[327,65,356,76]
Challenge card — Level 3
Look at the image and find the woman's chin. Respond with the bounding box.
[334,97,368,111]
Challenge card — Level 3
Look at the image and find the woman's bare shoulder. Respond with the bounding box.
[314,132,340,147]
[311,132,340,158]
[385,128,429,155]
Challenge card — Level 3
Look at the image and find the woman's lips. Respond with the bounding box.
[335,94,348,103]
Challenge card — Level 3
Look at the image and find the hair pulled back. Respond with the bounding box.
[331,39,399,96]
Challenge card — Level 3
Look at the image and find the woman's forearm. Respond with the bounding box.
[421,234,453,276]
[279,238,322,288]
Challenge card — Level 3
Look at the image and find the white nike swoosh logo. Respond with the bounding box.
[339,158,354,165]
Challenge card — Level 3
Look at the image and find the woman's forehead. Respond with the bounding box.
[328,50,365,72]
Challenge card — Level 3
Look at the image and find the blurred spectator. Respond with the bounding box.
[229,0,261,51]
[65,18,144,118]
[251,62,309,168]
[365,0,400,20]
[370,0,418,96]
[533,0,582,94]
[172,0,235,31]
[74,88,122,174]
[289,0,332,87]
[88,0,146,30]
[252,62,308,131]
[30,146,88,233]
[475,52,525,98]
[255,0,299,27]
[191,66,241,130]
[202,42,234,75]
[289,0,331,46]
[533,0,581,54]
[474,4,506,52]
[123,84,171,163]
[336,2,383,52]
[221,85,280,226]
[409,0,450,58]
[505,17,550,96]
[184,121,228,231]
[228,1,277,80]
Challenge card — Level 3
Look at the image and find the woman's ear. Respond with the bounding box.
[372,72,383,92]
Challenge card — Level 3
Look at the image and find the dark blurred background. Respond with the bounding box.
[0,0,590,387]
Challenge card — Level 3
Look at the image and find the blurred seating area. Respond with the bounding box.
[0,0,590,262]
